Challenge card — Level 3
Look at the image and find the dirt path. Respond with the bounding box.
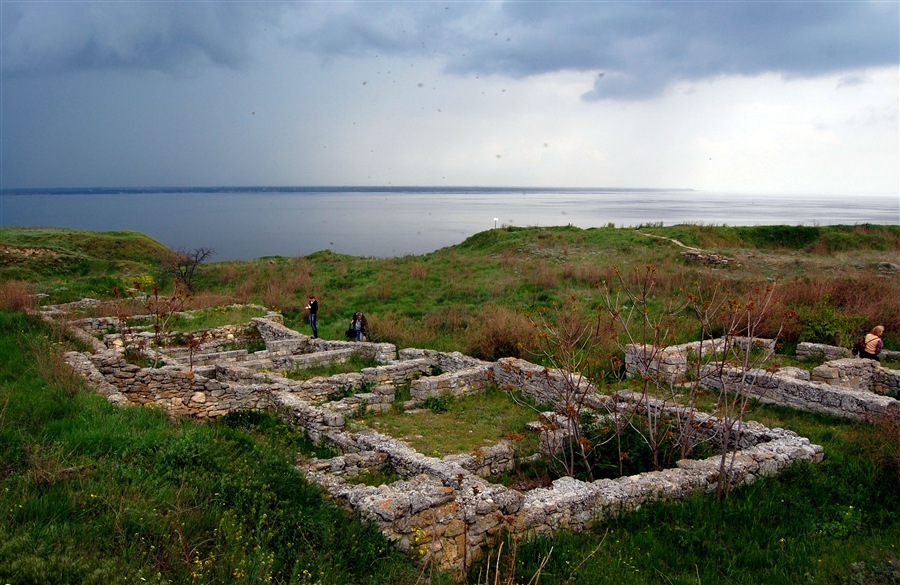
[638,232,702,252]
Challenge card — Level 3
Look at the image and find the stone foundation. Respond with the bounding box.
[281,379,822,574]
[700,362,900,421]
[49,302,837,574]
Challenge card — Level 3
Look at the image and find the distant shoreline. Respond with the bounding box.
[0,186,693,196]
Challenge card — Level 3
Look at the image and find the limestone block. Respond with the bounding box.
[323,412,345,427]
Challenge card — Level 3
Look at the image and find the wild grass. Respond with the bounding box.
[284,354,381,382]
[0,311,452,585]
[360,385,541,457]
[167,305,268,333]
[0,280,35,312]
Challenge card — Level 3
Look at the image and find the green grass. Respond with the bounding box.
[0,310,453,585]
[6,224,900,351]
[167,305,269,333]
[0,228,172,302]
[359,385,542,457]
[284,355,382,382]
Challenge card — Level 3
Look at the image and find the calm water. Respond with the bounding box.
[1,188,897,261]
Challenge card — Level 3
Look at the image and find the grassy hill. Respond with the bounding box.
[8,223,896,351]
[0,227,172,286]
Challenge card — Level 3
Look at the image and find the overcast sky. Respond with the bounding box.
[1,0,898,194]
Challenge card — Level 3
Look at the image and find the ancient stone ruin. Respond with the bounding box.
[47,300,899,573]
[625,339,900,421]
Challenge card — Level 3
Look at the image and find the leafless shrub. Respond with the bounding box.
[687,280,789,497]
[184,294,240,311]
[0,280,35,312]
[498,248,520,268]
[410,264,429,279]
[243,258,311,311]
[114,281,190,368]
[233,279,255,304]
[526,261,559,289]
[780,277,900,338]
[528,296,614,481]
[467,303,537,361]
[602,265,790,496]
[260,280,292,312]
[159,246,213,291]
[365,313,435,348]
[560,262,617,287]
[216,263,241,285]
[424,305,470,334]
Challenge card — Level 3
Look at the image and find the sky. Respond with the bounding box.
[1,0,898,194]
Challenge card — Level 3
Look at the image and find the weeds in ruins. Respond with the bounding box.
[363,385,540,457]
[495,266,797,488]
[526,296,617,481]
[285,354,381,382]
[473,538,555,585]
[112,281,191,368]
[686,279,791,497]
[597,266,791,495]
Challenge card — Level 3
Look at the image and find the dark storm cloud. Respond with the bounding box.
[2,1,897,97]
[287,1,900,99]
[0,1,276,76]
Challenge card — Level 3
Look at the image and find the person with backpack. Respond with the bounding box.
[854,325,884,361]
[347,312,368,342]
[354,312,368,342]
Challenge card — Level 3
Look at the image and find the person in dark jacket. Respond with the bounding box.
[306,295,318,338]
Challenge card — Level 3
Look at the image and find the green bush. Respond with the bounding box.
[734,225,821,249]
[796,295,866,347]
[422,395,454,413]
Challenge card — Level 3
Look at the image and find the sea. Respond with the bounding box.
[1,187,898,261]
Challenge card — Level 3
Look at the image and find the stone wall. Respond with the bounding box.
[796,341,900,363]
[67,349,270,418]
[796,342,852,361]
[811,358,900,397]
[493,357,595,406]
[700,363,900,421]
[253,316,397,363]
[398,348,490,371]
[624,337,775,382]
[409,366,495,403]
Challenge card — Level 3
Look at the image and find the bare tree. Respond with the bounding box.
[159,247,213,292]
[604,268,791,497]
[523,296,634,481]
[687,280,790,498]
[603,265,690,472]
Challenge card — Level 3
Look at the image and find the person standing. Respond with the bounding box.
[306,295,319,338]
[859,325,884,361]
